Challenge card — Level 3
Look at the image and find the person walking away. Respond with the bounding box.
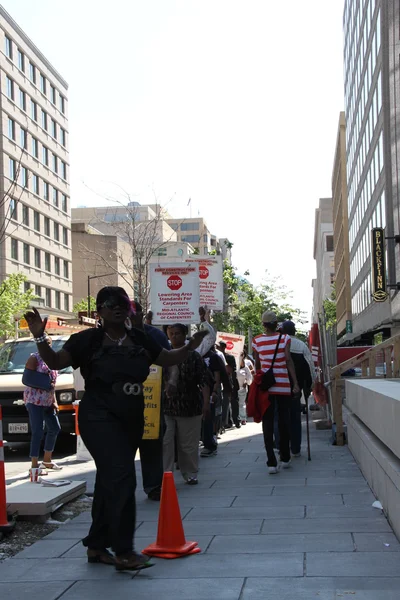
[163,324,210,484]
[130,301,170,501]
[201,347,225,456]
[23,337,62,472]
[280,320,316,457]
[24,287,208,571]
[218,341,240,429]
[237,353,253,425]
[252,311,299,474]
[197,307,216,357]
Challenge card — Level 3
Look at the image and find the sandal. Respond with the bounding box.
[87,548,115,565]
[115,551,154,571]
[40,461,63,470]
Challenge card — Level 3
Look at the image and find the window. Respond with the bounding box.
[29,61,36,84]
[10,199,17,219]
[50,85,56,104]
[61,161,67,180]
[181,222,200,231]
[42,146,48,166]
[45,252,51,271]
[45,288,51,307]
[8,118,15,140]
[55,291,61,310]
[5,35,12,59]
[9,158,16,180]
[60,128,66,147]
[40,73,46,94]
[21,167,28,188]
[6,76,14,100]
[54,257,60,275]
[34,248,41,269]
[203,234,208,243]
[181,234,200,243]
[34,210,40,231]
[63,227,68,246]
[32,137,39,158]
[326,235,334,252]
[53,187,58,207]
[24,281,30,293]
[43,181,49,200]
[59,94,65,114]
[23,243,30,265]
[17,49,24,71]
[64,294,69,312]
[52,153,58,173]
[44,217,50,237]
[61,194,68,213]
[11,238,18,260]
[35,285,41,298]
[31,100,37,122]
[54,222,60,241]
[20,127,27,149]
[41,110,47,130]
[22,204,29,226]
[51,119,57,139]
[19,88,26,111]
[63,260,69,279]
[32,174,39,195]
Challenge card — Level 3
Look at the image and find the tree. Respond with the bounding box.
[323,284,337,332]
[73,296,96,318]
[0,274,35,339]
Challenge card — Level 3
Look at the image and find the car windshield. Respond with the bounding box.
[0,339,72,374]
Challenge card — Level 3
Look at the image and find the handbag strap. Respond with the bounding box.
[270,334,282,368]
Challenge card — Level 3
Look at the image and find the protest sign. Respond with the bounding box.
[185,256,223,310]
[150,263,199,324]
[216,331,245,369]
[143,365,162,440]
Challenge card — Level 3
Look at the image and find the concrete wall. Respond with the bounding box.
[345,379,400,538]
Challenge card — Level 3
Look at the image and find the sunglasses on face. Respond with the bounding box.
[99,297,130,311]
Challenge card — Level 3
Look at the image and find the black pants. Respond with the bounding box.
[222,391,232,427]
[230,391,239,425]
[79,407,143,556]
[139,437,163,494]
[262,395,291,467]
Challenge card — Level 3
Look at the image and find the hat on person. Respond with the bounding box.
[281,320,296,335]
[218,341,227,350]
[262,311,278,324]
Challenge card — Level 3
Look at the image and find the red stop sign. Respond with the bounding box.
[167,275,182,290]
[226,341,234,351]
[199,266,209,279]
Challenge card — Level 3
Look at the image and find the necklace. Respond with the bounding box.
[105,332,127,346]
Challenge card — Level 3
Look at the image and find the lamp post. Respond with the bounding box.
[87,272,128,317]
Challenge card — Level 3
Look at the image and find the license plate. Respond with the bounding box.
[8,423,29,434]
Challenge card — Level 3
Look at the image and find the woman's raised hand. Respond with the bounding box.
[24,307,47,338]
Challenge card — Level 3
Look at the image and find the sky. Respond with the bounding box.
[3,0,345,321]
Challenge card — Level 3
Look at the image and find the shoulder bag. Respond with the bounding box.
[22,368,52,391]
[260,333,282,392]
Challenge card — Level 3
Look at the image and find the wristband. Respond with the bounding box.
[34,334,48,343]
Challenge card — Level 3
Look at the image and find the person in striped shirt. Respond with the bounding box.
[252,311,300,474]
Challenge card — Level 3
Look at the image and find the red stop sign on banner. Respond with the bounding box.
[199,266,209,279]
[167,275,182,290]
[226,341,234,351]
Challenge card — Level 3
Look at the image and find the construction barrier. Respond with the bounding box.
[73,402,92,462]
[0,406,15,533]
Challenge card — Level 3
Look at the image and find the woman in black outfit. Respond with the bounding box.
[24,287,208,571]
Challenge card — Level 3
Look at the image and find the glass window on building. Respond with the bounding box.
[63,227,68,246]
[181,222,199,231]
[40,73,46,95]
[64,294,69,312]
[32,137,39,158]
[44,217,50,237]
[20,167,28,188]
[43,181,49,201]
[45,288,51,307]
[50,85,56,104]
[55,291,61,309]
[42,146,48,166]
[326,235,334,252]
[17,48,24,71]
[35,285,41,298]
[20,127,27,149]
[24,281,30,293]
[8,118,15,140]
[31,100,37,122]
[54,222,60,241]
[54,257,60,275]
[9,158,16,180]
[22,204,29,226]
[11,238,18,260]
[61,194,68,213]
[53,187,58,207]
[6,76,14,100]
[61,161,67,180]
[45,252,51,271]
[60,128,66,147]
[32,174,39,195]
[19,88,26,111]
[59,95,66,114]
[51,119,57,139]
[52,153,58,173]
[23,243,30,265]
[181,234,200,243]
[41,110,47,131]
[29,61,36,84]
[64,260,69,278]
[5,35,12,59]
[34,210,40,231]
[34,248,41,269]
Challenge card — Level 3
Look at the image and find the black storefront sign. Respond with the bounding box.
[371,227,388,302]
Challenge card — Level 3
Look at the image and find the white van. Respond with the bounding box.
[0,336,77,442]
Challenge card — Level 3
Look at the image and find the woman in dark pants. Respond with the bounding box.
[24,287,208,571]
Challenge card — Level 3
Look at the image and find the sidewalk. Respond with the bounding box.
[1,420,400,599]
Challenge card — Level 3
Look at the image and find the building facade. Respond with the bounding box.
[312,198,335,323]
[0,7,71,314]
[332,112,353,341]
[343,0,392,341]
[166,217,223,256]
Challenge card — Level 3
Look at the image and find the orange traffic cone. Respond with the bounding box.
[142,472,201,559]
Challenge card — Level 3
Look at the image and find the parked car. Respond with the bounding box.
[0,336,78,443]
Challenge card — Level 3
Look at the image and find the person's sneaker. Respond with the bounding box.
[268,466,279,474]
[292,452,301,458]
[281,460,292,469]
[201,448,217,457]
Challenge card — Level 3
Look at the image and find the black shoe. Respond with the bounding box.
[147,486,161,501]
[235,422,241,429]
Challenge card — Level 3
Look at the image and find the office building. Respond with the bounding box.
[332,112,352,341]
[312,198,335,324]
[166,217,221,256]
[0,7,71,314]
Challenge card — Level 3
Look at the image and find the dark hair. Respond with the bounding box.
[281,320,296,336]
[162,325,170,335]
[169,323,188,335]
[263,321,278,332]
[96,286,130,309]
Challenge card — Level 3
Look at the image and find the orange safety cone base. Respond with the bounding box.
[143,544,201,560]
[0,516,16,534]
